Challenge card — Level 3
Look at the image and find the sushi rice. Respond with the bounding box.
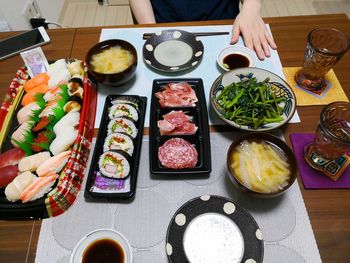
[99,151,130,179]
[108,103,139,121]
[107,117,138,138]
[103,132,134,156]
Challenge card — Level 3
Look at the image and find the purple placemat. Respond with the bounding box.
[290,133,350,189]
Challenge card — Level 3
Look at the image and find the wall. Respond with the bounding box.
[0,0,64,31]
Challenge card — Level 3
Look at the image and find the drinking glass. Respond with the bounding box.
[295,28,350,91]
[304,102,350,179]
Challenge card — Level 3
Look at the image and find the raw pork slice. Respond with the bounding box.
[158,138,198,169]
[155,82,198,107]
[158,110,198,135]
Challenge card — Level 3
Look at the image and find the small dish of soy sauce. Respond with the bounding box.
[70,229,132,263]
[217,45,257,71]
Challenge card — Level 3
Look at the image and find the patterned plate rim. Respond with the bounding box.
[142,29,204,73]
[166,195,264,263]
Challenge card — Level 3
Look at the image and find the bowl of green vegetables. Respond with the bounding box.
[210,67,296,131]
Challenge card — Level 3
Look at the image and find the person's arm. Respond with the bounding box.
[129,0,156,24]
[231,0,277,60]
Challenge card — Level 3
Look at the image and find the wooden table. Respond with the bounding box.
[0,14,349,263]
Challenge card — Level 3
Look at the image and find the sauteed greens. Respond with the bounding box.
[215,74,286,129]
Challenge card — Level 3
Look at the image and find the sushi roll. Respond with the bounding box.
[111,96,139,110]
[108,103,138,121]
[5,171,37,202]
[103,132,134,156]
[107,117,138,138]
[99,151,130,179]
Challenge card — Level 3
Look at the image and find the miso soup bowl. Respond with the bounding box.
[86,39,138,86]
[226,132,297,198]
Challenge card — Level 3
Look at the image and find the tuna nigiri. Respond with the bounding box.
[19,173,57,203]
[0,165,18,188]
[36,150,71,177]
[5,171,37,202]
[18,151,51,172]
[0,148,26,169]
[23,73,49,92]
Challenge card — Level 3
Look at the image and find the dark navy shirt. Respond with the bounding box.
[150,0,240,22]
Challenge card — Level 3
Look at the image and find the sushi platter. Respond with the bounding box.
[0,59,97,219]
[84,95,147,200]
[149,79,211,176]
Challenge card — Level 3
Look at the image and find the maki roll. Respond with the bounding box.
[111,96,139,110]
[108,103,138,121]
[103,132,134,156]
[107,117,138,138]
[99,151,130,179]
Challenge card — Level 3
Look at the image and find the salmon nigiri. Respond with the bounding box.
[21,84,49,107]
[23,73,49,92]
[36,150,71,177]
[19,174,57,203]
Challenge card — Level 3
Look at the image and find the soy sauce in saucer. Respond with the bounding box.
[223,53,250,70]
[82,238,125,263]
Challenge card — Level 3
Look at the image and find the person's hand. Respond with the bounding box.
[231,0,277,60]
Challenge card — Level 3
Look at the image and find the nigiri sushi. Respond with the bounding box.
[53,111,80,134]
[47,60,70,88]
[50,128,78,156]
[36,150,71,177]
[11,121,35,154]
[18,151,51,172]
[17,100,45,124]
[21,84,49,107]
[19,173,57,203]
[67,60,84,76]
[5,171,37,202]
[31,130,55,152]
[23,72,49,92]
[0,165,18,188]
[0,148,26,169]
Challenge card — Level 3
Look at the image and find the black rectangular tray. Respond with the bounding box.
[149,78,211,175]
[84,95,147,201]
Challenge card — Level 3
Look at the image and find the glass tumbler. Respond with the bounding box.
[295,28,350,91]
[304,102,350,180]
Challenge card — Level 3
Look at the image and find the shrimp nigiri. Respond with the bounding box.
[36,150,71,177]
[19,174,57,203]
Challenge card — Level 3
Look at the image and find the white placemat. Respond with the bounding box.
[94,25,300,128]
[35,132,320,263]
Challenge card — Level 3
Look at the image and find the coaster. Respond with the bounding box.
[304,143,350,181]
[283,67,349,106]
[290,133,350,189]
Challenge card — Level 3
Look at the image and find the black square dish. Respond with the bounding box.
[84,95,147,200]
[149,78,211,175]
